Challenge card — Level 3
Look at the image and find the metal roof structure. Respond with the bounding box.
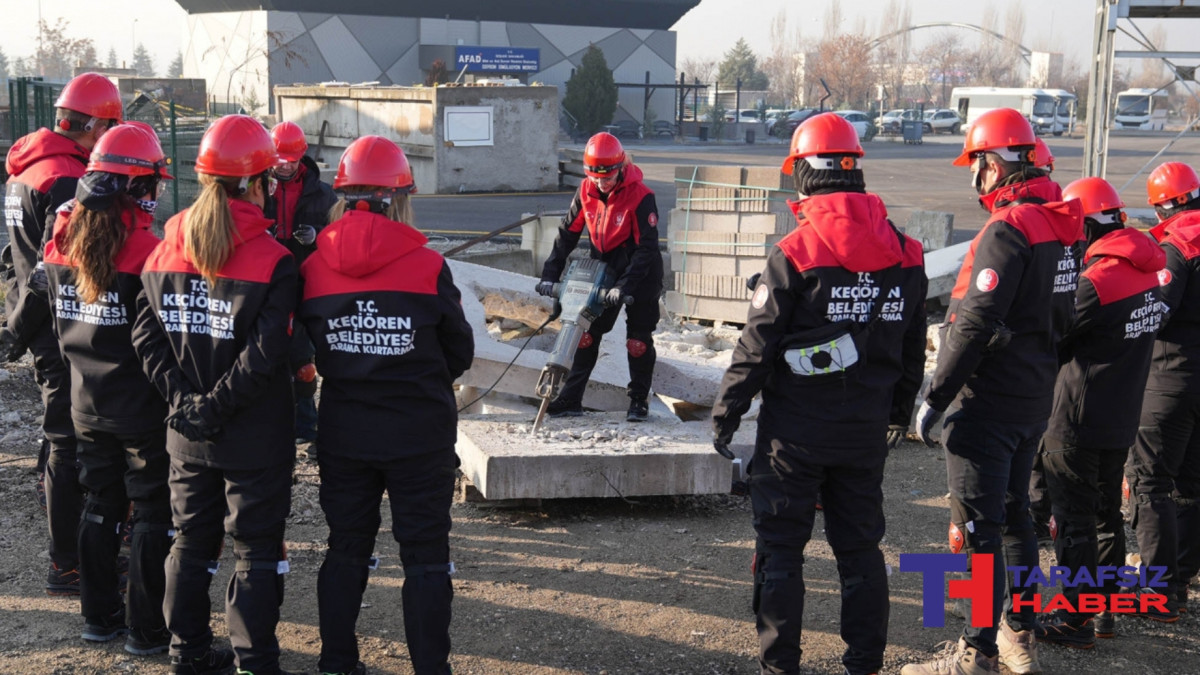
[173,0,700,31]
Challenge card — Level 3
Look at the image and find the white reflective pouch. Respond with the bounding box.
[782,331,859,376]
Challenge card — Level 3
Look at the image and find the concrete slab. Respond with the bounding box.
[456,413,747,499]
[925,240,970,303]
[904,210,954,252]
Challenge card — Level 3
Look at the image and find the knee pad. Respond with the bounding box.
[950,498,1001,551]
[400,538,450,570]
[578,332,594,350]
[1053,516,1098,549]
[170,541,223,575]
[626,338,649,358]
[81,498,127,532]
[752,545,805,614]
[232,536,287,568]
[326,533,378,572]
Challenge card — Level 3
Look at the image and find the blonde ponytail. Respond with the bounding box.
[185,175,239,286]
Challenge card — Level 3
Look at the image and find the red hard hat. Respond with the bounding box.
[194,114,281,177]
[953,108,1036,167]
[583,132,626,177]
[271,121,308,162]
[54,72,123,122]
[87,124,173,179]
[1034,138,1054,171]
[1063,177,1124,217]
[781,113,862,175]
[1147,161,1200,207]
[333,135,414,190]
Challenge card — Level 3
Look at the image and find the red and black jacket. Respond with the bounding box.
[44,203,166,433]
[1046,228,1167,448]
[263,156,337,264]
[926,178,1084,423]
[712,192,928,451]
[132,199,298,469]
[3,129,90,344]
[1146,209,1200,393]
[540,164,662,296]
[299,210,474,459]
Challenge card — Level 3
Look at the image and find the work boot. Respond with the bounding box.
[997,620,1042,674]
[546,398,583,418]
[81,609,128,643]
[626,397,649,422]
[900,638,999,675]
[1134,586,1180,622]
[171,648,236,674]
[125,626,171,655]
[46,563,80,596]
[1035,610,1095,649]
[1093,611,1115,639]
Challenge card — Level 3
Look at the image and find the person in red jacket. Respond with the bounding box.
[3,71,123,596]
[1126,161,1200,623]
[264,121,337,449]
[132,114,299,675]
[712,113,928,675]
[299,136,472,675]
[44,123,174,654]
[1034,177,1167,648]
[907,109,1084,675]
[536,132,662,421]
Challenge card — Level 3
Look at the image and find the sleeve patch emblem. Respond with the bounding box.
[1158,269,1172,286]
[751,284,769,309]
[975,268,999,293]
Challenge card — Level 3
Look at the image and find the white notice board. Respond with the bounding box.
[444,106,494,146]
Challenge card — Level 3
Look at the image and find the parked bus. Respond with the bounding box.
[1113,88,1169,130]
[950,87,1076,136]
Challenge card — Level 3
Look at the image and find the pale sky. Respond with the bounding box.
[2,0,1197,80]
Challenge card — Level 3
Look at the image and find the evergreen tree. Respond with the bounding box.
[105,47,119,69]
[562,44,618,136]
[0,48,8,81]
[132,43,154,77]
[716,38,769,90]
[167,51,184,78]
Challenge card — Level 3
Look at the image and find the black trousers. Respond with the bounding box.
[943,410,1044,658]
[163,457,292,673]
[554,283,660,406]
[1029,449,1052,534]
[32,327,80,569]
[316,448,457,675]
[1040,438,1126,610]
[1127,390,1200,596]
[76,425,171,629]
[748,432,888,675]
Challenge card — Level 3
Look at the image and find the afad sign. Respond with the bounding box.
[899,553,1171,627]
[454,46,540,73]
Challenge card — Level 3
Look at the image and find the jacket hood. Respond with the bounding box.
[1149,208,1200,243]
[164,199,274,254]
[790,192,903,272]
[1085,228,1166,273]
[5,128,89,178]
[316,209,428,278]
[980,175,1063,213]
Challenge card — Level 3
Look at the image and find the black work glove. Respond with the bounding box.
[602,287,625,308]
[886,425,907,450]
[26,263,48,298]
[293,224,317,246]
[0,328,26,363]
[536,280,555,297]
[166,393,223,442]
[712,417,737,460]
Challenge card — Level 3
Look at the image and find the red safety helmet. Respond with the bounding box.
[54,72,123,122]
[781,112,863,175]
[1147,161,1200,207]
[86,124,173,179]
[1034,138,1054,171]
[953,108,1036,167]
[271,121,308,162]
[1063,177,1124,219]
[194,115,281,177]
[333,135,414,191]
[583,132,626,177]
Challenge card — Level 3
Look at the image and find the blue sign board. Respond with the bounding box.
[454,46,541,73]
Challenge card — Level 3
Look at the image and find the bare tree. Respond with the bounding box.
[1002,4,1027,86]
[811,32,876,110]
[874,0,913,110]
[679,56,717,85]
[762,10,805,106]
[918,30,966,106]
[33,18,99,79]
[1131,25,1168,88]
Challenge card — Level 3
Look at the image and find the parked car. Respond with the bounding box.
[922,108,962,134]
[765,109,797,136]
[771,108,819,138]
[835,110,877,141]
[650,119,677,137]
[878,108,921,135]
[606,119,642,139]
